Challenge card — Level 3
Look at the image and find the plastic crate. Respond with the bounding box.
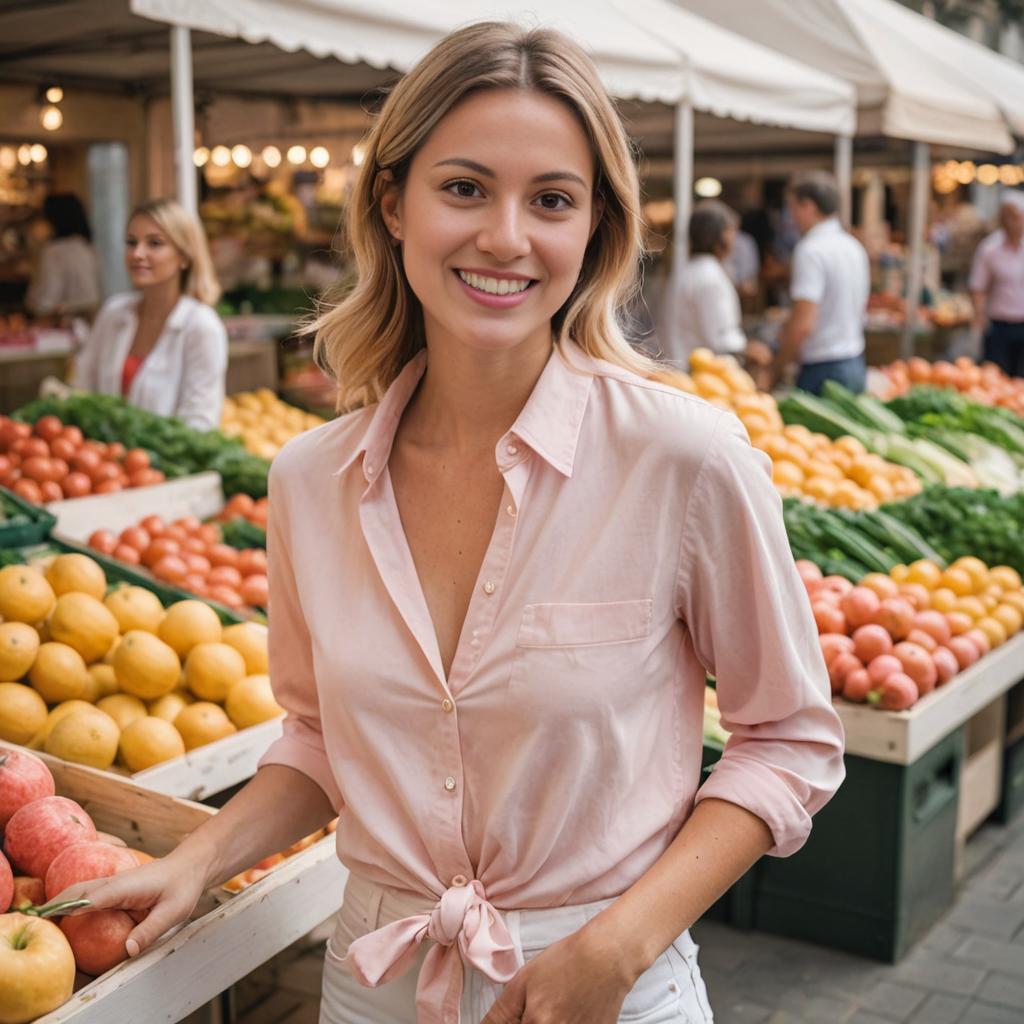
[752,726,963,962]
[0,484,56,547]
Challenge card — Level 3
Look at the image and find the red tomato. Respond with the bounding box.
[207,565,242,589]
[248,504,269,528]
[148,469,165,484]
[15,437,49,460]
[161,525,188,543]
[119,526,151,551]
[72,449,101,474]
[128,468,164,488]
[0,472,19,489]
[207,544,239,569]
[12,478,42,503]
[183,553,212,575]
[181,574,208,596]
[5,451,20,468]
[182,536,207,555]
[152,555,188,584]
[207,585,243,609]
[94,479,123,494]
[59,425,84,446]
[196,524,220,545]
[174,515,201,534]
[123,449,150,473]
[113,544,141,565]
[34,415,64,442]
[49,437,77,462]
[142,538,182,569]
[21,457,51,483]
[106,442,126,460]
[39,480,63,503]
[237,549,268,577]
[224,493,254,517]
[48,458,69,482]
[89,529,118,555]
[240,574,269,608]
[61,472,92,499]
[140,515,165,537]
[0,455,11,477]
[89,462,120,485]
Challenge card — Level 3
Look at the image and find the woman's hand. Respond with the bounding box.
[481,922,638,1024]
[49,848,209,958]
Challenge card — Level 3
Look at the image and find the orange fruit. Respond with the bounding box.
[118,716,185,772]
[45,706,119,769]
[860,573,899,600]
[86,663,120,701]
[158,600,222,658]
[1000,591,1024,618]
[0,564,56,624]
[225,675,285,729]
[938,567,974,598]
[975,616,1008,648]
[28,699,95,749]
[0,621,40,681]
[48,593,119,664]
[113,631,181,700]
[992,604,1023,637]
[0,681,48,745]
[28,642,89,703]
[220,623,269,675]
[104,586,164,634]
[889,564,910,585]
[147,690,193,724]
[96,693,148,731]
[185,642,246,703]
[174,701,237,751]
[44,553,107,601]
[928,588,958,613]
[989,566,1022,592]
[907,560,943,589]
[954,596,986,621]
[951,556,989,592]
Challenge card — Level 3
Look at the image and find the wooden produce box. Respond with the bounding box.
[45,472,224,544]
[10,748,348,1024]
[955,695,1005,847]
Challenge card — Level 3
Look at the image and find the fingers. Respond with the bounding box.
[49,875,129,915]
[124,893,192,955]
[480,980,526,1024]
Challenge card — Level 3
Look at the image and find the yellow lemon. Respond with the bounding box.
[113,631,182,700]
[158,601,222,658]
[0,564,56,624]
[0,622,40,681]
[990,566,1023,592]
[950,556,989,593]
[185,643,247,703]
[992,603,1023,637]
[28,699,95,749]
[225,674,285,730]
[87,663,120,701]
[0,682,48,745]
[928,588,958,614]
[954,596,987,621]
[48,593,119,664]
[118,716,186,772]
[96,693,148,731]
[174,701,237,751]
[220,623,269,675]
[105,586,165,634]
[147,690,193,724]
[44,553,107,601]
[28,642,89,704]
[907,560,943,589]
[45,707,120,769]
[975,616,1008,649]
[938,567,974,597]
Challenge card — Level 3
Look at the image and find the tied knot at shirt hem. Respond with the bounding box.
[345,879,519,1024]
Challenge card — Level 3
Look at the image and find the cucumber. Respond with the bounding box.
[778,392,876,447]
[815,517,895,574]
[821,381,907,434]
[871,509,947,567]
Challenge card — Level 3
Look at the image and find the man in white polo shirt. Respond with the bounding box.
[970,191,1024,378]
[769,170,869,394]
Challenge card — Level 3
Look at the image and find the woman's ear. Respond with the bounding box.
[376,170,403,242]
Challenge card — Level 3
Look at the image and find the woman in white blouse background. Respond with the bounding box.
[71,197,227,431]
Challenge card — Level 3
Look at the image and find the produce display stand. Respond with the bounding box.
[9,748,347,1024]
[0,336,75,415]
[0,484,57,547]
[45,471,224,543]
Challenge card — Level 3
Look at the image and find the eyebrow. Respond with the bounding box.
[433,158,587,189]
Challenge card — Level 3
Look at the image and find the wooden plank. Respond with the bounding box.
[47,472,225,542]
[837,632,1024,765]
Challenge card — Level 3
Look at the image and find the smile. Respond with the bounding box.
[457,270,535,296]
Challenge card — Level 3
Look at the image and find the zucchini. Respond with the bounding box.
[777,392,876,447]
[821,381,906,434]
[871,509,947,567]
[815,516,894,574]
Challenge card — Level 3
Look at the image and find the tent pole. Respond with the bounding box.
[170,26,197,216]
[902,141,930,359]
[667,96,694,362]
[834,134,853,227]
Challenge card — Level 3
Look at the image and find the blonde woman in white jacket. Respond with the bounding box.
[72,198,227,432]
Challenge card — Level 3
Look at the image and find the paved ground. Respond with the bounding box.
[189,808,1024,1024]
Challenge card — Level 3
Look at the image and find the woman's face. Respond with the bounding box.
[381,88,602,358]
[124,215,184,292]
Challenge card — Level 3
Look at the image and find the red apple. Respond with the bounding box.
[0,913,76,1022]
[10,877,45,913]
[45,841,139,902]
[60,909,134,975]
[0,852,11,913]
[0,749,55,829]
[4,797,97,880]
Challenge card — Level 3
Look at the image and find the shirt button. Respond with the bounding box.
[506,504,516,517]
[451,874,468,887]
[483,581,495,595]
[506,444,518,456]
[443,776,457,792]
[365,463,374,475]
[441,698,454,713]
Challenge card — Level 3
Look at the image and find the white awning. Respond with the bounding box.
[679,0,1016,154]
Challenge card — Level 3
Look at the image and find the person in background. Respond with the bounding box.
[71,197,227,431]
[25,193,101,320]
[969,191,1024,378]
[724,226,760,300]
[769,170,869,395]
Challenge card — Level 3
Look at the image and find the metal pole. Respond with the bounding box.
[902,141,930,359]
[834,134,853,228]
[665,96,694,363]
[170,26,197,215]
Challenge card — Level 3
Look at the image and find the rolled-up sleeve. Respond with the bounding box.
[174,307,228,432]
[677,415,845,857]
[257,460,344,810]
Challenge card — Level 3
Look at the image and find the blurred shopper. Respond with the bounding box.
[969,191,1024,377]
[724,227,760,299]
[770,171,869,394]
[72,198,227,430]
[25,193,102,319]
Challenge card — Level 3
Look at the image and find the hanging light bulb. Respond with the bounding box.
[211,145,231,167]
[287,145,307,165]
[231,144,253,168]
[694,177,722,198]
[193,146,210,167]
[29,144,47,164]
[45,86,64,104]
[977,164,999,186]
[40,105,63,131]
[17,145,32,166]
[310,146,329,168]
[261,145,282,168]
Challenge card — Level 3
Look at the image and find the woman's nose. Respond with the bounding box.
[478,201,531,261]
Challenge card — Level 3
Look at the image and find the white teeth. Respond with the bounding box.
[458,271,531,296]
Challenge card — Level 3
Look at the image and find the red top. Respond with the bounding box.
[121,354,144,397]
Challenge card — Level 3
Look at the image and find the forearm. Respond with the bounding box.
[167,764,337,888]
[970,290,988,329]
[585,798,772,980]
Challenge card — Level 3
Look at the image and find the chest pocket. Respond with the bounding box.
[508,599,653,714]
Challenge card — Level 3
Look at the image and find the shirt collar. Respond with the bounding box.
[805,216,842,240]
[337,340,595,484]
[121,293,190,330]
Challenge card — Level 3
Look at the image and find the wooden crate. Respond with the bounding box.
[5,748,348,1024]
[956,695,1006,844]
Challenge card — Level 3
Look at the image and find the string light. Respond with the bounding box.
[694,177,722,198]
[40,105,62,131]
[17,145,32,166]
[287,145,307,165]
[231,144,252,168]
[29,144,47,164]
[0,148,15,171]
[45,86,63,103]
[310,146,329,168]
[211,145,231,167]
[977,163,999,186]
[261,145,281,168]
[193,147,210,167]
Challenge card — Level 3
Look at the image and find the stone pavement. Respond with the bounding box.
[202,810,1024,1024]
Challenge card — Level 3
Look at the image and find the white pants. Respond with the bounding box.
[320,874,714,1023]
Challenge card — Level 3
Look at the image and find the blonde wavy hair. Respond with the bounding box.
[311,20,657,412]
[129,198,221,307]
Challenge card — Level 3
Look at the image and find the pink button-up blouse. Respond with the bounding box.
[258,340,845,1023]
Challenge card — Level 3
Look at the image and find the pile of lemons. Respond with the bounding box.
[221,389,325,460]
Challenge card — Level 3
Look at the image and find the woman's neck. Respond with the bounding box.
[402,329,555,457]
[139,281,181,321]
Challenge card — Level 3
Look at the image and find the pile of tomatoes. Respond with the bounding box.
[0,415,165,505]
[88,514,268,610]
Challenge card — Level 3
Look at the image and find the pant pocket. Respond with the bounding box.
[667,937,714,1023]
